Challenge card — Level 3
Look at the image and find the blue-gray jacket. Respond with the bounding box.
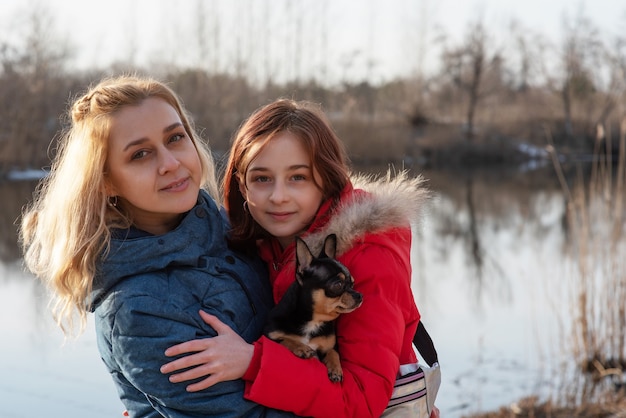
[89,190,295,418]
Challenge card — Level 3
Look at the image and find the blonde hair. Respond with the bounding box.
[20,75,219,336]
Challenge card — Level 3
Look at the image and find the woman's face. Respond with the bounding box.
[241,132,324,248]
[105,97,202,235]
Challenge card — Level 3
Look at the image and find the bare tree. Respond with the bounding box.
[194,0,209,70]
[597,28,626,129]
[508,19,550,92]
[441,20,501,142]
[555,8,604,139]
[0,2,73,168]
[401,0,435,125]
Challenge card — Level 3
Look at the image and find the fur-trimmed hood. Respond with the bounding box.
[303,170,430,257]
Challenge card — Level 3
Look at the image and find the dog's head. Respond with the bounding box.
[296,234,363,320]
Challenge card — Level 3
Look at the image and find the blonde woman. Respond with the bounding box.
[20,76,295,418]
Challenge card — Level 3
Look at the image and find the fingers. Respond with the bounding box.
[164,339,209,357]
[162,343,213,373]
[161,354,199,374]
[185,374,222,392]
[198,310,235,335]
[163,356,232,389]
[163,311,229,357]
[160,311,242,386]
[168,362,214,383]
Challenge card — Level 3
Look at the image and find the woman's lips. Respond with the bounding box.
[161,177,189,192]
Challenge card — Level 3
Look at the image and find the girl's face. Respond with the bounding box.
[241,132,324,248]
[105,97,202,235]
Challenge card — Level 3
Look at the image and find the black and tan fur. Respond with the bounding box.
[264,234,362,382]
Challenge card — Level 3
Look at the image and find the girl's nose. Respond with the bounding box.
[158,149,181,175]
[269,181,288,203]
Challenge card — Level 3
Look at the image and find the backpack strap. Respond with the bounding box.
[412,321,438,367]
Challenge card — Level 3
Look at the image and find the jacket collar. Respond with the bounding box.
[88,190,224,310]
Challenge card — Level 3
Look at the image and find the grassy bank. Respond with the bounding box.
[465,395,626,417]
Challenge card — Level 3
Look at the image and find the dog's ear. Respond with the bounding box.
[320,234,337,259]
[295,236,314,284]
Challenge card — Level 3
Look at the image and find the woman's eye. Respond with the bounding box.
[292,174,306,181]
[131,150,149,160]
[169,133,185,143]
[253,176,271,183]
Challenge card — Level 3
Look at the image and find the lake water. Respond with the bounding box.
[0,165,615,417]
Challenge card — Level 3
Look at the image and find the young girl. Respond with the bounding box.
[161,99,439,417]
[20,76,295,418]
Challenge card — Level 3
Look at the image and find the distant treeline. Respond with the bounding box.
[1,5,625,171]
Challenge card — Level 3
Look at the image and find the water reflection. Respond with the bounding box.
[410,166,570,414]
[0,179,38,262]
[1,261,124,418]
[418,166,564,303]
[0,166,612,417]
[0,180,126,417]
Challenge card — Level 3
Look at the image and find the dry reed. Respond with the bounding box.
[550,117,626,408]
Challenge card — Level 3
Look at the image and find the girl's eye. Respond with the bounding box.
[291,174,306,181]
[253,176,271,183]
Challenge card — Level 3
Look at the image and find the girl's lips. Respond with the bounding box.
[161,177,189,192]
[268,211,294,221]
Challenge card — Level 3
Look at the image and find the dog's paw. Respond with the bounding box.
[294,346,317,359]
[328,369,343,383]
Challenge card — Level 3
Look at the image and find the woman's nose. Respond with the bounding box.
[158,149,181,175]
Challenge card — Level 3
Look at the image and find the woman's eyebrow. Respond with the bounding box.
[163,122,183,133]
[122,123,183,152]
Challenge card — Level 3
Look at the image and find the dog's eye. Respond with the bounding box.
[327,279,345,296]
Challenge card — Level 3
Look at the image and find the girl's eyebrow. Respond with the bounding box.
[289,164,310,170]
[123,123,183,151]
[248,164,310,172]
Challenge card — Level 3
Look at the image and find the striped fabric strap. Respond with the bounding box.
[388,368,427,407]
[387,388,427,407]
[394,369,424,386]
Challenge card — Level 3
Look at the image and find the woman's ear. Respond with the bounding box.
[104,178,117,198]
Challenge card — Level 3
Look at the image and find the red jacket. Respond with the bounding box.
[242,172,429,417]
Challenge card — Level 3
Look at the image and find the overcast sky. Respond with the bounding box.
[1,0,624,85]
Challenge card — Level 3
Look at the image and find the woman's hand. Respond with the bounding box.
[160,310,254,392]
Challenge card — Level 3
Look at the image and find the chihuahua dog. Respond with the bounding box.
[264,233,363,382]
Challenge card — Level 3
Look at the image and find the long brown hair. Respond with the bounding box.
[223,99,351,249]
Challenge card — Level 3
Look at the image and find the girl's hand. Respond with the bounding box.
[430,406,440,418]
[160,310,254,392]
